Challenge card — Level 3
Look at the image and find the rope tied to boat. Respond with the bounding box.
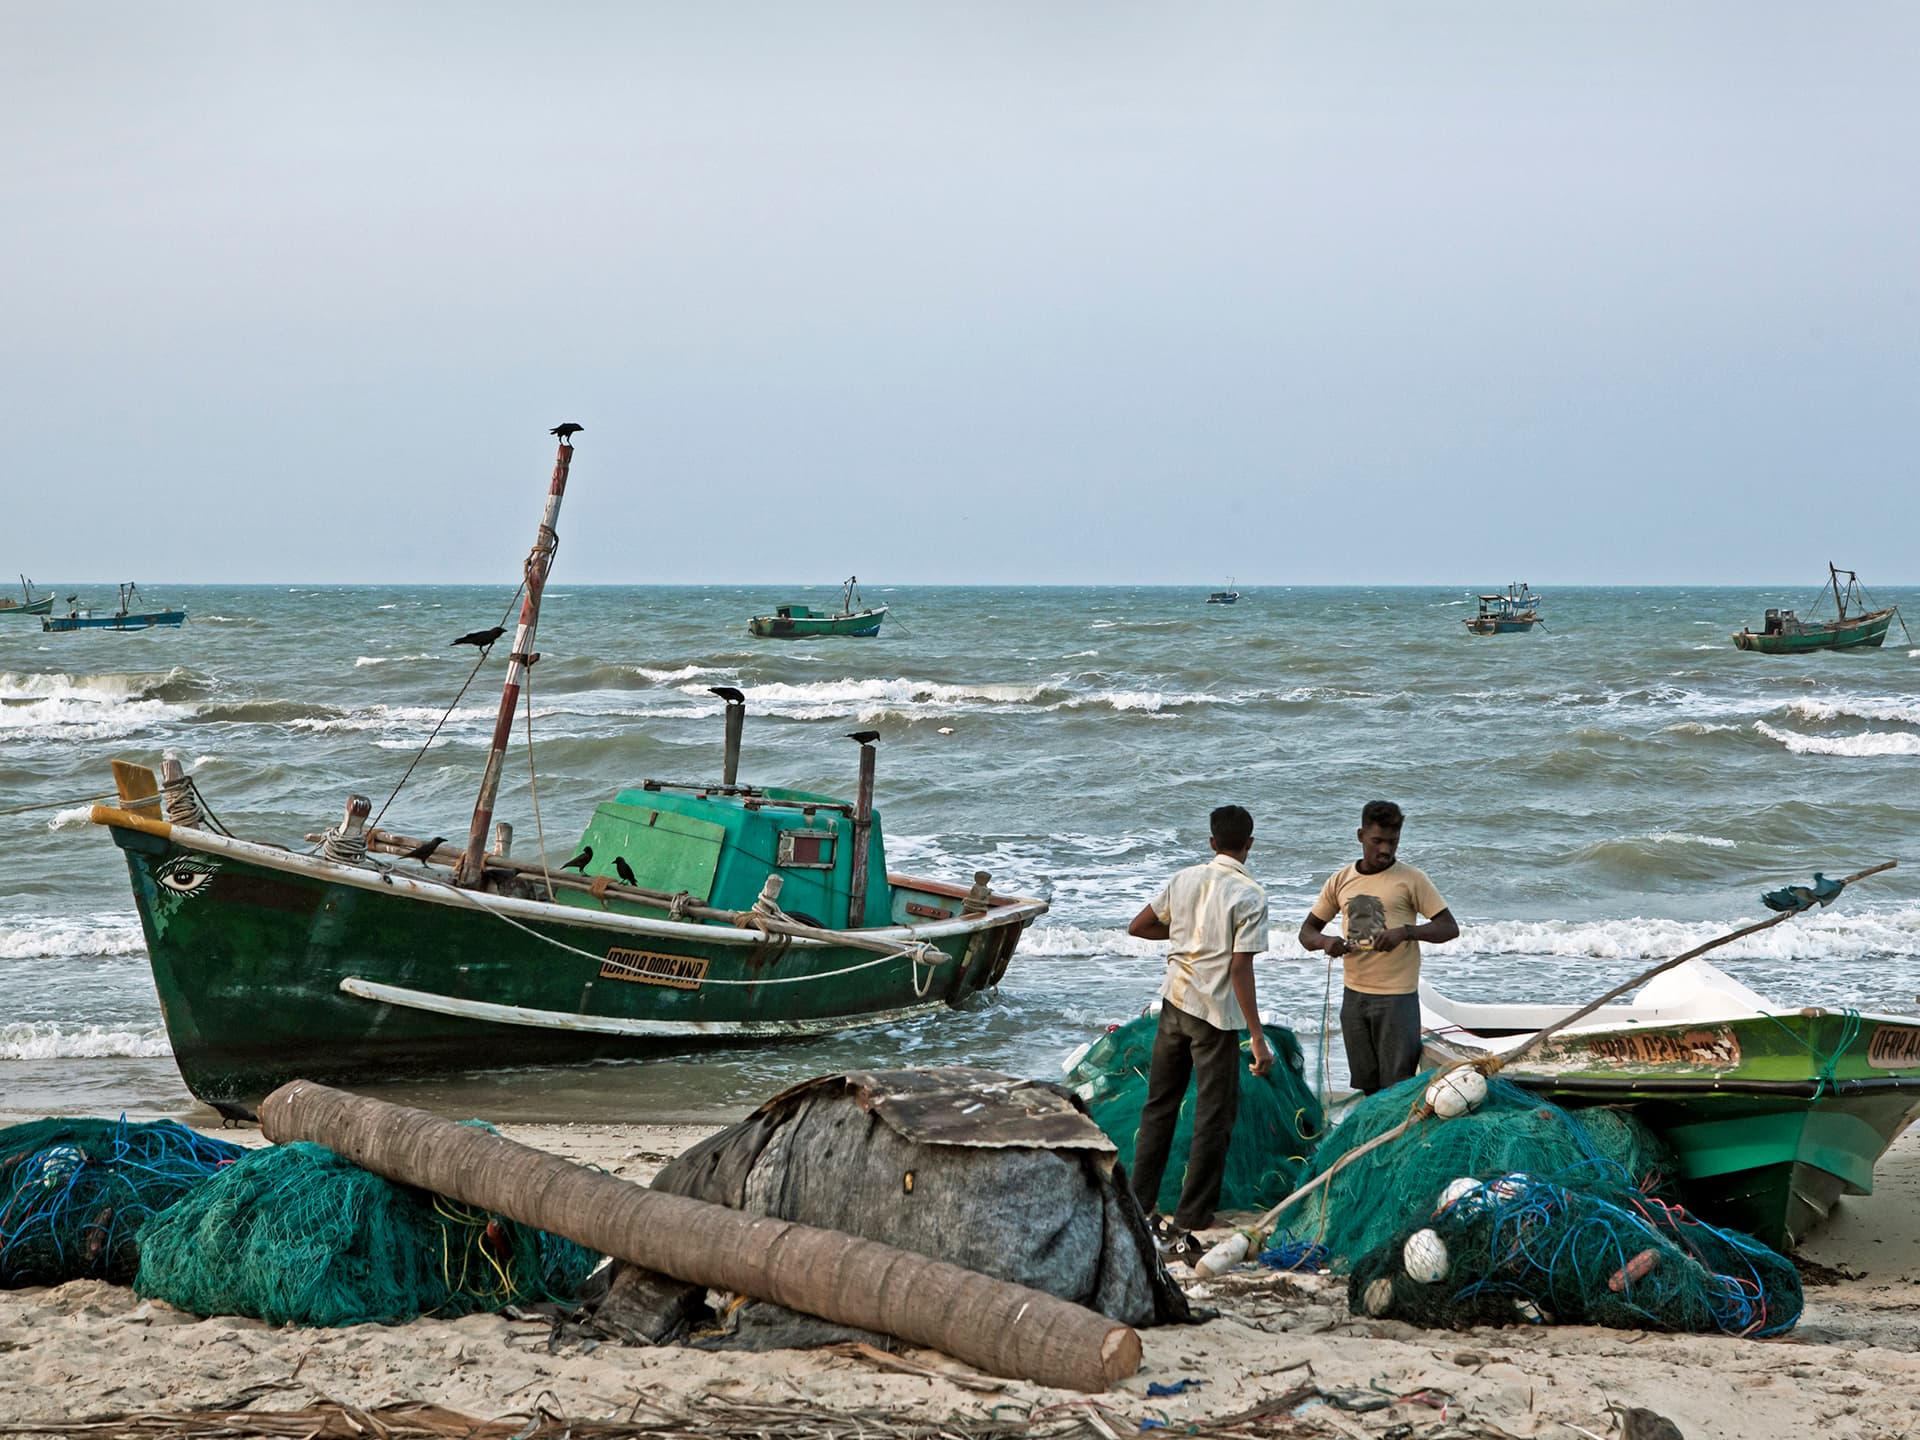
[318,825,369,866]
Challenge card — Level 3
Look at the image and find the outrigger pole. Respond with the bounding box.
[456,432,577,889]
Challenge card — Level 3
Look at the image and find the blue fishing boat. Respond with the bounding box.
[1464,583,1542,635]
[43,582,186,633]
[1206,577,1241,605]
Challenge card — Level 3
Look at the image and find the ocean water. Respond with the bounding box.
[2,582,1917,1125]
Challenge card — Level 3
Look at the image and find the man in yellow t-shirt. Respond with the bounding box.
[1298,800,1459,1094]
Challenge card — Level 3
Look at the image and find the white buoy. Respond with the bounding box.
[1436,1176,1484,1215]
[1362,1277,1395,1315]
[1402,1227,1450,1283]
[1425,1067,1489,1119]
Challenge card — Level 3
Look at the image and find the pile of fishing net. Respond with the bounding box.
[1348,1168,1802,1336]
[1066,1011,1323,1214]
[136,1139,602,1326]
[1293,1069,1676,1268]
[0,1117,244,1286]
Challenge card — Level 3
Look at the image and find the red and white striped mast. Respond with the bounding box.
[455,428,578,889]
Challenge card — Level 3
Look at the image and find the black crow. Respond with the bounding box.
[614,856,638,887]
[708,685,745,704]
[399,836,446,863]
[846,730,880,745]
[452,625,507,649]
[549,422,584,442]
[560,845,593,872]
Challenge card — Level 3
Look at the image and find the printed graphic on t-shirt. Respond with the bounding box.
[1345,894,1386,948]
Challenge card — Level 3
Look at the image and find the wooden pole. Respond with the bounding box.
[849,737,876,925]
[457,438,574,888]
[258,1081,1141,1392]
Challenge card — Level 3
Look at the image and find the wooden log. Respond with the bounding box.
[259,1081,1141,1392]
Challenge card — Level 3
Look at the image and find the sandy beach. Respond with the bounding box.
[1,1118,1916,1439]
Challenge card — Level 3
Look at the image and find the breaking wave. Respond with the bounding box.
[1786,696,1920,727]
[0,1023,172,1060]
[1753,721,1920,757]
[0,917,145,961]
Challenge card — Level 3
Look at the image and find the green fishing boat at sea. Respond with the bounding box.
[0,575,53,617]
[1733,563,1905,654]
[748,576,888,638]
[90,434,1043,1117]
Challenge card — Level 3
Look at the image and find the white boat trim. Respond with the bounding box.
[340,976,943,1037]
[134,822,1047,948]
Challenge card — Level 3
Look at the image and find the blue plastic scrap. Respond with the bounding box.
[1146,1380,1205,1397]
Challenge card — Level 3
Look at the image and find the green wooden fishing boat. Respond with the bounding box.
[90,437,1043,1117]
[748,576,887,638]
[1733,564,1904,654]
[1423,960,1920,1250]
[0,575,53,617]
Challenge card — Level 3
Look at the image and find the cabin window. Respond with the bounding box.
[776,830,836,869]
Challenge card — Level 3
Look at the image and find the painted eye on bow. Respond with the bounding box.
[157,858,217,895]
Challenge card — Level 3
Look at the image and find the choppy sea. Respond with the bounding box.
[3,582,1917,1124]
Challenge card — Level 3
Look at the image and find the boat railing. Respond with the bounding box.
[638,777,856,817]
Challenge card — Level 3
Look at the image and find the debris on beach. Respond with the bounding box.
[0,1118,244,1287]
[135,1136,601,1325]
[1065,1014,1323,1214]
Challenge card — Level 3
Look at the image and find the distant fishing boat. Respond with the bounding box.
[0,575,53,617]
[1732,564,1906,655]
[43,582,185,633]
[748,575,887,638]
[1464,582,1542,635]
[88,437,1042,1117]
[1423,958,1920,1251]
[1206,578,1241,605]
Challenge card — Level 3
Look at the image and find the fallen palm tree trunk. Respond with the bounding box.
[258,1081,1141,1392]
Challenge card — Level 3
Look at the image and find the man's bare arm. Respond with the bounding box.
[1381,907,1460,950]
[1129,903,1170,942]
[1299,912,1349,957]
[1228,952,1273,1076]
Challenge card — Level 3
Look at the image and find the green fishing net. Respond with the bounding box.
[135,1140,602,1326]
[1066,1013,1324,1214]
[0,1118,245,1286]
[1347,1168,1801,1335]
[1293,1069,1677,1267]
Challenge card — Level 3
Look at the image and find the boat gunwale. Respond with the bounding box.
[91,804,1047,946]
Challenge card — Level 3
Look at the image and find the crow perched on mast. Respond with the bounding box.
[549,422,584,443]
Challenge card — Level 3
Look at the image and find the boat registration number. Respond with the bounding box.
[600,948,709,991]
[1583,1027,1739,1068]
[1868,1025,1920,1069]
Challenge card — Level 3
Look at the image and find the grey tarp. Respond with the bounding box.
[597,1067,1190,1349]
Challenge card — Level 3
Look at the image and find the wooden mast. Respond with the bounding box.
[455,434,576,888]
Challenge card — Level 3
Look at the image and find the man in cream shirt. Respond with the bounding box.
[1125,805,1274,1260]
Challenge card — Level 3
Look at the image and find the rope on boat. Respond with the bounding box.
[0,793,115,818]
[369,580,526,833]
[416,874,952,990]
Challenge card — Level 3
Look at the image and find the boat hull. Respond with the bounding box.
[105,817,1035,1117]
[44,610,187,632]
[1426,1009,1920,1251]
[1464,617,1539,635]
[748,610,886,638]
[1733,610,1893,653]
[0,594,53,617]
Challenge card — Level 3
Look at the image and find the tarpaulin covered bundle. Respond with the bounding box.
[1066,1014,1323,1214]
[135,1139,601,1325]
[0,1117,244,1287]
[1296,1069,1675,1267]
[625,1067,1188,1349]
[1347,1169,1801,1335]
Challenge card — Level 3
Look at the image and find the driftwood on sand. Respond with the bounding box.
[257,1081,1141,1393]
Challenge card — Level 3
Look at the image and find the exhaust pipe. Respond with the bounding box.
[709,687,746,787]
[846,729,880,927]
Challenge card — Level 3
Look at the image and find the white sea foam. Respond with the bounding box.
[1637,831,1737,849]
[0,917,145,961]
[44,806,95,831]
[1465,907,1920,964]
[1787,696,1920,727]
[1753,721,1920,757]
[634,664,730,683]
[354,654,440,668]
[0,1023,173,1060]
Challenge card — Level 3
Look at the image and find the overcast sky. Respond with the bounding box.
[2,4,1915,585]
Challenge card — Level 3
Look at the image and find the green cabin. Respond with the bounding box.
[550,783,893,930]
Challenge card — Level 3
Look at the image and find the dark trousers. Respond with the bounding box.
[1129,1003,1241,1232]
[1340,987,1424,1095]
